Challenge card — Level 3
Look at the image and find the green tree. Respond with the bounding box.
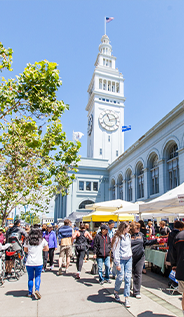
[33,215,40,225]
[0,43,81,225]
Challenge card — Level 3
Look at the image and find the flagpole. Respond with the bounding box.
[104,16,106,35]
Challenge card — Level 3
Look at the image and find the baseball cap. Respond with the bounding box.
[101,224,109,230]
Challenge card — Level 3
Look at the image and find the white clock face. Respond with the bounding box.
[99,110,120,131]
[88,114,93,136]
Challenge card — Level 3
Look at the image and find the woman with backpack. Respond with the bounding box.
[72,223,92,279]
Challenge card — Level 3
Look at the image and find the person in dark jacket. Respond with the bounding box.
[93,224,111,285]
[138,220,147,274]
[171,227,184,314]
[130,222,159,299]
[166,220,184,264]
[72,223,92,279]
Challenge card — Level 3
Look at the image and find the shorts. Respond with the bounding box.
[178,280,184,293]
[59,245,72,258]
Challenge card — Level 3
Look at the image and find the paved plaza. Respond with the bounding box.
[0,254,183,317]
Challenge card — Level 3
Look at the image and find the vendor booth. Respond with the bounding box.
[82,210,134,231]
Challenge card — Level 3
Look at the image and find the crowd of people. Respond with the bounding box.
[1,217,184,314]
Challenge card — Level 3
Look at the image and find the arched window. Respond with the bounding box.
[167,143,179,189]
[126,170,132,202]
[108,81,111,91]
[150,155,159,195]
[117,174,123,199]
[110,179,115,200]
[79,200,94,209]
[137,163,144,199]
[99,79,102,89]
[103,80,106,90]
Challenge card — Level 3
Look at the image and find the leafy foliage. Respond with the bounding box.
[0,43,81,225]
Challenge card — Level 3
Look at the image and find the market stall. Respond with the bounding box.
[145,246,168,274]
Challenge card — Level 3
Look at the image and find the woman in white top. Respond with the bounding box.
[112,222,132,308]
[24,225,48,299]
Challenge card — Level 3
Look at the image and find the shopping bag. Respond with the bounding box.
[91,260,98,275]
[169,270,178,283]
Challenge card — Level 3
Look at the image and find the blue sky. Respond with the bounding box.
[1,0,184,159]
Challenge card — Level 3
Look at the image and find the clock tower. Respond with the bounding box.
[86,34,125,164]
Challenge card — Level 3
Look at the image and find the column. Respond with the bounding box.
[158,159,165,194]
[143,168,148,199]
[178,148,184,184]
[132,174,136,202]
[123,180,126,201]
[115,184,118,199]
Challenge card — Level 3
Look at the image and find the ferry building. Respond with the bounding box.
[54,34,184,222]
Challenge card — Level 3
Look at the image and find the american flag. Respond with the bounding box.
[106,17,114,23]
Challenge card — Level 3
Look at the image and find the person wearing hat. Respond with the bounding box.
[93,224,111,285]
[43,224,57,270]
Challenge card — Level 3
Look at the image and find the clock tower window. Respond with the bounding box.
[108,136,110,142]
[108,81,111,91]
[99,79,102,89]
[116,83,119,93]
[103,58,105,66]
[103,80,106,90]
[100,148,102,155]
[112,82,115,92]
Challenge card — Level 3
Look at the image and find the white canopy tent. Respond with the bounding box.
[115,201,144,215]
[139,182,184,215]
[85,199,124,212]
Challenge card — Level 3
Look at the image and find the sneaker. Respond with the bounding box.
[111,275,116,280]
[42,268,45,273]
[27,293,33,298]
[50,265,54,270]
[114,291,120,302]
[35,290,41,300]
[104,279,112,284]
[100,280,104,285]
[58,267,62,275]
[125,298,130,308]
[76,273,80,279]
[65,268,69,273]
[135,294,141,299]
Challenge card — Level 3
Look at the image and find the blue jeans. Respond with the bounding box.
[26,265,43,295]
[97,256,110,282]
[115,257,132,297]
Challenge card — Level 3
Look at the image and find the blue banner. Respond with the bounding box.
[122,125,131,132]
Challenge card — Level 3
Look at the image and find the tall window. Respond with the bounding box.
[103,80,106,90]
[100,148,102,155]
[108,81,111,91]
[167,144,179,189]
[99,79,102,89]
[117,175,123,199]
[116,83,119,93]
[150,156,159,195]
[137,164,144,199]
[111,179,115,200]
[127,171,132,201]
[112,82,115,92]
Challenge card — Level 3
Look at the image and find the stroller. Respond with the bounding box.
[168,270,179,295]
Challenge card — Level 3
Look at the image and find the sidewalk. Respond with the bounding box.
[0,254,182,317]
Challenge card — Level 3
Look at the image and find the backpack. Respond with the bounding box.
[75,230,87,251]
